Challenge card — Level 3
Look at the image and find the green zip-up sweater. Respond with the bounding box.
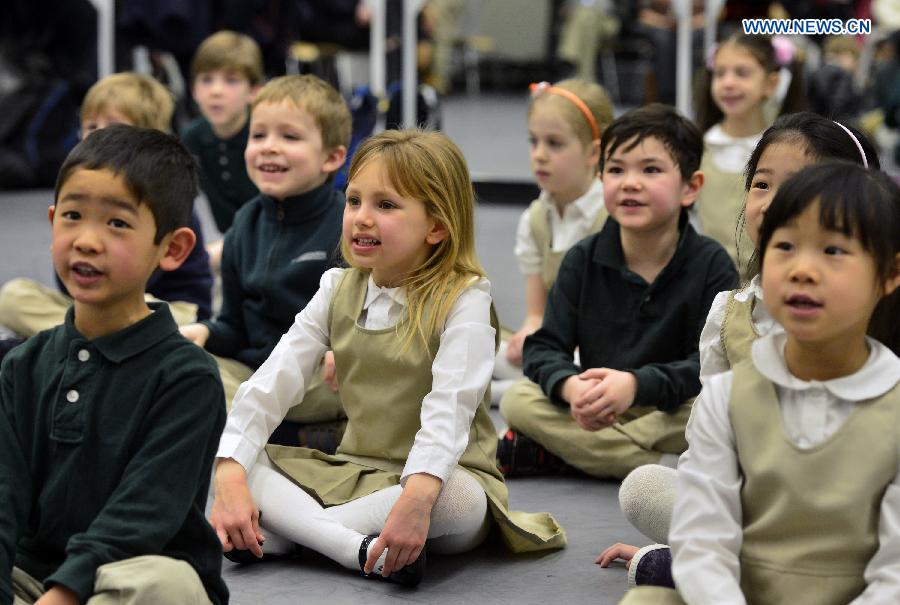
[203,183,344,369]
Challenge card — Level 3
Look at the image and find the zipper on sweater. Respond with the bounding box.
[276,200,285,221]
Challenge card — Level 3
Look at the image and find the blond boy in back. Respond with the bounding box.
[180,75,349,434]
[182,30,263,269]
[0,73,214,338]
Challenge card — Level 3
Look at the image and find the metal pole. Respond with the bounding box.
[673,0,692,117]
[88,0,115,78]
[402,0,426,128]
[705,0,725,57]
[370,0,387,100]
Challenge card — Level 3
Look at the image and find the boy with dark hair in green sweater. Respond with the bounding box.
[499,104,739,480]
[0,125,227,605]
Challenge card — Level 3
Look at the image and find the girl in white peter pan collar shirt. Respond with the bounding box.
[209,129,564,587]
[625,161,900,604]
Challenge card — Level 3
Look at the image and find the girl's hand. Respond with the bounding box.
[209,458,265,558]
[365,474,441,576]
[179,323,210,348]
[506,319,541,367]
[596,543,640,569]
[322,351,339,393]
[505,330,528,367]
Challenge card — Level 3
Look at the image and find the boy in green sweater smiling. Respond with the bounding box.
[0,125,227,605]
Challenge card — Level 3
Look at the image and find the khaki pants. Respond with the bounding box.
[12,556,212,605]
[214,354,344,423]
[0,278,198,336]
[618,586,686,605]
[557,5,621,82]
[499,379,691,479]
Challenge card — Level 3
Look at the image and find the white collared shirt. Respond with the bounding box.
[670,333,900,605]
[698,275,781,378]
[514,179,605,276]
[704,124,763,173]
[215,268,497,485]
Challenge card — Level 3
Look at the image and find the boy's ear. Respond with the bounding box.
[883,252,900,297]
[157,227,197,272]
[425,218,449,245]
[322,145,348,175]
[680,170,704,208]
[47,205,55,224]
[249,84,262,101]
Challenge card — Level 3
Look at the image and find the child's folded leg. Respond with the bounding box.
[500,378,690,480]
[247,452,365,570]
[0,278,71,337]
[618,585,686,605]
[619,464,677,544]
[92,555,212,605]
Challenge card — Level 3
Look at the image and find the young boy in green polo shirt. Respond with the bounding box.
[0,125,228,605]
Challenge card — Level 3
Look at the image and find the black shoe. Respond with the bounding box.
[496,429,567,477]
[223,543,301,565]
[270,419,347,454]
[358,534,425,586]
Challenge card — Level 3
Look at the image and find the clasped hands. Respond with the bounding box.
[560,368,637,431]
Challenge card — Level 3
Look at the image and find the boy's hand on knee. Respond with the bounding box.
[322,351,339,392]
[210,458,265,557]
[179,323,210,348]
[561,375,605,430]
[34,586,79,605]
[367,474,441,576]
[575,368,636,428]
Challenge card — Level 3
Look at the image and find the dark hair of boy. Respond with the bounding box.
[758,161,900,354]
[599,103,703,182]
[55,124,198,244]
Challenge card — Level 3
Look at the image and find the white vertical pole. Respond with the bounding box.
[370,0,387,100]
[402,0,425,128]
[705,0,725,56]
[673,0,692,117]
[89,0,115,78]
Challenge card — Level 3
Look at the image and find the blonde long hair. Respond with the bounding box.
[342,129,486,351]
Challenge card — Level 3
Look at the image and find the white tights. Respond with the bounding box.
[247,452,490,570]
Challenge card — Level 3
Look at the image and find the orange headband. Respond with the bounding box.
[530,81,600,141]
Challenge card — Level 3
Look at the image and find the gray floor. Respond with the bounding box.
[0,94,644,604]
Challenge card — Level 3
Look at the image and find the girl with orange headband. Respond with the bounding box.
[492,79,613,403]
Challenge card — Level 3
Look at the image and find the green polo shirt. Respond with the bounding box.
[523,213,739,412]
[0,304,228,605]
[182,115,258,233]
